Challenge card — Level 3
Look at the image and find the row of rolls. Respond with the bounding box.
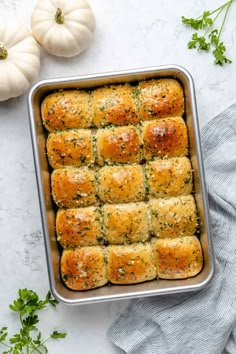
[56,195,197,248]
[41,78,184,132]
[61,237,203,290]
[51,157,193,208]
[46,117,188,169]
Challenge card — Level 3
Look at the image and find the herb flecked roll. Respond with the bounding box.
[97,165,146,204]
[91,84,139,127]
[51,167,97,209]
[47,129,95,169]
[96,125,143,165]
[56,207,104,248]
[142,117,188,160]
[107,243,156,284]
[61,246,108,290]
[102,202,150,245]
[41,90,92,132]
[145,157,193,198]
[137,78,184,121]
[154,236,203,279]
[149,195,197,238]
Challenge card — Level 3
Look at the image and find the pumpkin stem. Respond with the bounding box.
[55,8,64,24]
[0,42,8,60]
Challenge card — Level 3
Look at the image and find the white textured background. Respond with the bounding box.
[0,0,235,353]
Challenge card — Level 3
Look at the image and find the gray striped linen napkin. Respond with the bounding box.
[107,103,236,354]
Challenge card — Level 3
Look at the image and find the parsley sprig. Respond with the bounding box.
[0,289,66,353]
[181,0,234,65]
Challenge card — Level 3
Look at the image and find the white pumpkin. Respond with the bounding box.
[0,17,40,102]
[31,0,96,58]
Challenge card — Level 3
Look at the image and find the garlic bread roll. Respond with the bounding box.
[107,243,156,284]
[47,130,94,169]
[41,90,91,132]
[145,157,193,198]
[142,117,188,160]
[91,84,139,127]
[51,168,97,209]
[137,78,184,120]
[97,165,146,204]
[61,246,107,290]
[154,236,203,279]
[102,202,150,245]
[149,195,197,238]
[56,207,104,248]
[96,126,143,165]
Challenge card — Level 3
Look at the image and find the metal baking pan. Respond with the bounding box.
[28,65,215,305]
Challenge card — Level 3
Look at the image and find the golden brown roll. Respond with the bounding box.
[47,130,95,169]
[149,195,197,238]
[97,165,146,204]
[142,117,188,160]
[91,84,139,127]
[61,246,107,290]
[96,126,143,165]
[145,157,193,198]
[56,207,104,248]
[154,236,203,279]
[137,78,184,121]
[41,90,92,132]
[51,167,97,209]
[107,243,156,284]
[102,202,150,245]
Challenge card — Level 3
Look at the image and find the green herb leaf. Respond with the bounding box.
[201,11,213,28]
[188,33,210,51]
[0,327,8,342]
[213,42,232,65]
[45,291,59,307]
[50,330,67,339]
[182,16,202,30]
[182,11,213,30]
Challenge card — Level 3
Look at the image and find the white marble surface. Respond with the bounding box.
[0,0,236,353]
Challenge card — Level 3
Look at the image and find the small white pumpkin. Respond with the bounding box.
[0,17,40,102]
[31,0,96,58]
